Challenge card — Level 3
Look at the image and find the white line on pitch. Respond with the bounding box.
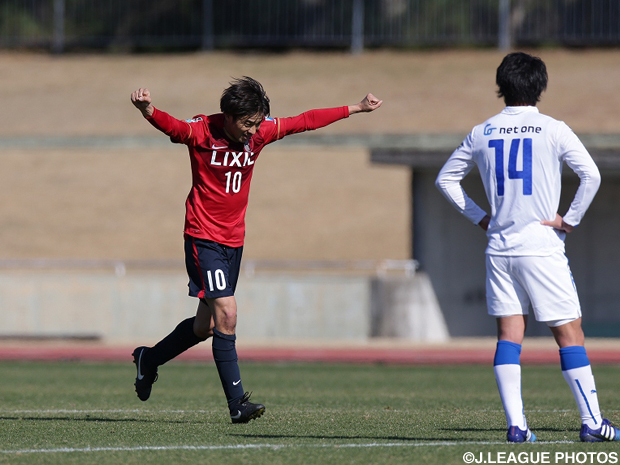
[0,441,576,455]
[4,408,610,415]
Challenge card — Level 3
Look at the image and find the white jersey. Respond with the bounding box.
[436,106,601,256]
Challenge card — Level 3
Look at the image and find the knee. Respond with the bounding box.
[213,300,237,334]
[216,312,237,334]
[549,318,584,348]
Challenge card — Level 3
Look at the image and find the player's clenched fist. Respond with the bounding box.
[348,93,383,114]
[360,93,383,112]
[131,88,154,117]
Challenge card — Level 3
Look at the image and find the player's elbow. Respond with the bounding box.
[435,173,449,193]
[581,168,602,194]
[591,169,602,190]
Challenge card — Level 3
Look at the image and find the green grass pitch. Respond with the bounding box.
[1,361,619,464]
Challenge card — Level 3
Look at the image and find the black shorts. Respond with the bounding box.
[184,236,243,300]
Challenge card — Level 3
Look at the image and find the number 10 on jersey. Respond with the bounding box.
[489,138,532,196]
[224,171,242,194]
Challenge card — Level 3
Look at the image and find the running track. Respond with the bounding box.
[1,341,620,365]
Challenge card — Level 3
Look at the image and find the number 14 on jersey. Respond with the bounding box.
[489,138,532,196]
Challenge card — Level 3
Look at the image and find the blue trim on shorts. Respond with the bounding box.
[494,340,522,366]
[560,346,590,371]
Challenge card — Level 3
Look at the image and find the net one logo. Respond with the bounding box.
[484,123,542,136]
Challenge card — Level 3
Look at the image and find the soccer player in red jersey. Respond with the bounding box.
[130,77,382,423]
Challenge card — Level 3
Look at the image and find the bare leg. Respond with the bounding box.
[496,314,527,343]
[549,318,584,348]
[194,298,215,339]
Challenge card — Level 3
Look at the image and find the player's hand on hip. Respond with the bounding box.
[349,93,383,114]
[541,213,574,233]
[478,215,490,231]
[131,88,154,117]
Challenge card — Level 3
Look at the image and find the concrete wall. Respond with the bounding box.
[0,268,449,344]
[370,273,449,341]
[412,168,620,338]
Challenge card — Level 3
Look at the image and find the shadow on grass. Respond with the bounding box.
[440,427,505,432]
[441,427,569,433]
[231,433,500,442]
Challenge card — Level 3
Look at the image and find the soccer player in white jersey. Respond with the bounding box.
[436,52,619,443]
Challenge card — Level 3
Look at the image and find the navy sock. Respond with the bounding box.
[146,317,205,368]
[212,328,244,409]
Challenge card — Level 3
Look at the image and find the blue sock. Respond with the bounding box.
[560,346,602,428]
[494,340,521,366]
[559,346,590,371]
[494,341,527,429]
[212,329,244,410]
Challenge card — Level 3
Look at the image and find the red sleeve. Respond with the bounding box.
[145,107,206,145]
[262,106,349,144]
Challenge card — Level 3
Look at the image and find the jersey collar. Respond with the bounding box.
[502,106,540,115]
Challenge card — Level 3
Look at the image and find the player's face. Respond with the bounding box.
[224,113,264,144]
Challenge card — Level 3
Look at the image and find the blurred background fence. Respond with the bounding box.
[1,0,619,54]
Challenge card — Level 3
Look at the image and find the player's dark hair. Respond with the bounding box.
[220,76,270,120]
[496,52,548,106]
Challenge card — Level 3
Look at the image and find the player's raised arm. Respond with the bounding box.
[131,88,155,117]
[131,87,195,144]
[348,93,383,114]
[262,93,382,144]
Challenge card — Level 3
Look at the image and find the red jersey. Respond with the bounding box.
[146,106,350,246]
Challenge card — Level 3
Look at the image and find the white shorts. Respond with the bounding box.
[486,251,582,323]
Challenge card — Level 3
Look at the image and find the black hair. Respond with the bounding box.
[220,76,270,120]
[496,52,548,106]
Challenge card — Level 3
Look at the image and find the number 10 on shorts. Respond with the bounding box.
[206,269,227,291]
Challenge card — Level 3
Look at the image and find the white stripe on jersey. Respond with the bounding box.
[436,106,601,256]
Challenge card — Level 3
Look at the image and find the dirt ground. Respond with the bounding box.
[1,49,619,261]
[0,145,409,260]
